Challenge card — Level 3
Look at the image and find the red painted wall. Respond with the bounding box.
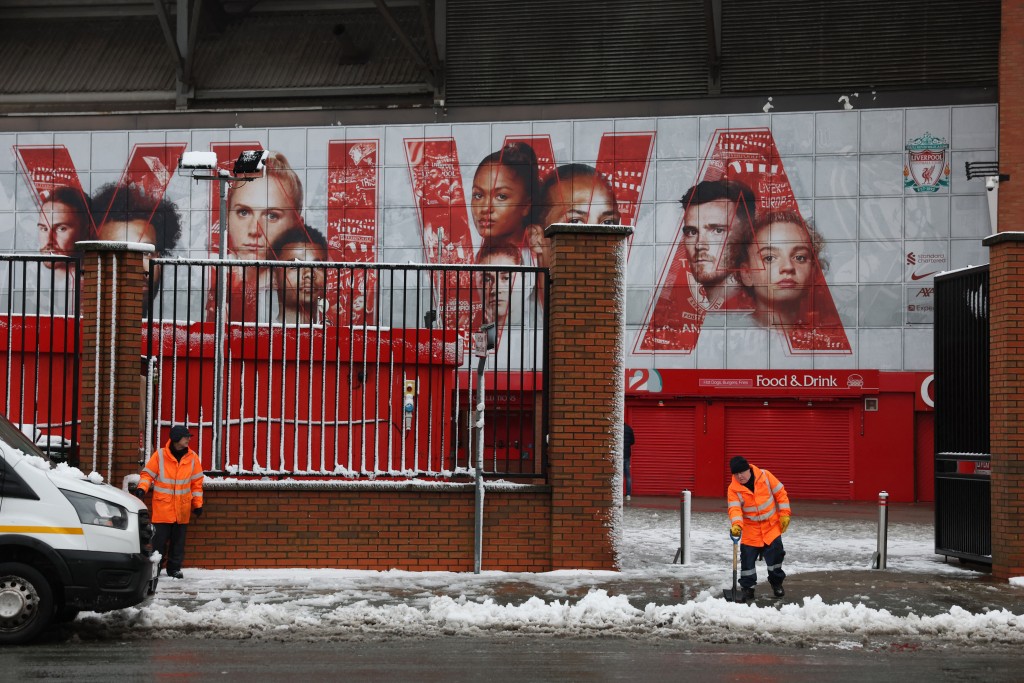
[626,370,934,503]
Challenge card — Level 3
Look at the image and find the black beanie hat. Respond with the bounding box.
[730,456,750,474]
[170,425,192,441]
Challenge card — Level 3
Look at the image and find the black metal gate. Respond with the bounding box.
[0,254,82,464]
[933,264,990,563]
[142,258,549,481]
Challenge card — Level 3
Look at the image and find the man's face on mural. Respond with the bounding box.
[681,199,739,286]
[37,200,88,263]
[278,242,325,309]
[97,218,158,274]
[481,252,516,324]
[276,242,327,313]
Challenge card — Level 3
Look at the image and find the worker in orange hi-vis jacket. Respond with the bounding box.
[133,425,204,579]
[727,455,791,601]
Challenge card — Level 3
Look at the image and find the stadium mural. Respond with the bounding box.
[0,104,995,372]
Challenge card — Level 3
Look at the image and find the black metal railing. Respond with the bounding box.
[933,264,990,563]
[144,258,549,481]
[0,253,81,464]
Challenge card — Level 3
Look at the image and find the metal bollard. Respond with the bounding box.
[872,490,889,569]
[672,490,692,564]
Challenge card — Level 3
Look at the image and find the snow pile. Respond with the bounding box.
[70,504,1024,646]
[80,586,1024,645]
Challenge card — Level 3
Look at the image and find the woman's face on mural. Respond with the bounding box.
[229,176,299,260]
[539,176,619,228]
[37,200,88,263]
[481,252,517,324]
[742,220,815,308]
[471,162,531,241]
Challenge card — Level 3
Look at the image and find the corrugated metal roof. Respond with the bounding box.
[719,0,1000,94]
[0,0,1001,112]
[193,10,429,90]
[0,7,430,99]
[0,19,176,94]
[445,0,707,106]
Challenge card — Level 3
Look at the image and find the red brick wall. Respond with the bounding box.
[1000,0,1024,230]
[185,486,551,571]
[987,0,1024,580]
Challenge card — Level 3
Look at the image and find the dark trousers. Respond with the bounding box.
[151,522,189,573]
[624,456,632,496]
[739,535,786,589]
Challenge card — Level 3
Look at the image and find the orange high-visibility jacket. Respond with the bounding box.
[727,464,791,547]
[138,441,204,524]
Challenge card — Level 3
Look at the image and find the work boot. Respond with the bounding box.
[772,583,785,598]
[168,570,184,579]
[741,587,755,601]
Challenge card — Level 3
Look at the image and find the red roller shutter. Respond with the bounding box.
[628,405,696,496]
[724,405,853,500]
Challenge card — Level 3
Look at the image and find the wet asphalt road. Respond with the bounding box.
[6,498,1019,680]
[5,635,1021,682]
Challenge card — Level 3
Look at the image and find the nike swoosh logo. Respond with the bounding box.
[910,271,939,281]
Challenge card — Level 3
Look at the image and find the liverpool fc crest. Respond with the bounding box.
[904,132,950,193]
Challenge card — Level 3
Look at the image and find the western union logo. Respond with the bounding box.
[0,525,84,535]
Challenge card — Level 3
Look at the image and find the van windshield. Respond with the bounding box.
[0,413,46,459]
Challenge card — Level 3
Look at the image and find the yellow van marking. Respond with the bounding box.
[0,525,84,535]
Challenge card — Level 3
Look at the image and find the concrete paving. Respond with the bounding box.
[625,496,1014,616]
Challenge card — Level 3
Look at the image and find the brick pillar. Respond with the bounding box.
[545,223,632,570]
[983,0,1024,580]
[1000,0,1024,228]
[984,235,1024,579]
[77,241,151,489]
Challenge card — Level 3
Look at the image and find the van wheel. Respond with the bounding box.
[0,563,55,644]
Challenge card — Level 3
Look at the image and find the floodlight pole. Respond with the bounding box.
[211,172,230,470]
[187,167,254,471]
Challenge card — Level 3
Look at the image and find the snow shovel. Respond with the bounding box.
[722,530,745,602]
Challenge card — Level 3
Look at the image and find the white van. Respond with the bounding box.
[0,413,158,644]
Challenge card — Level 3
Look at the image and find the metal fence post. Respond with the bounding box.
[872,490,889,569]
[673,489,692,564]
[473,326,493,575]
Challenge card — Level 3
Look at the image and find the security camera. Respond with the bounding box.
[986,176,998,191]
[179,151,219,170]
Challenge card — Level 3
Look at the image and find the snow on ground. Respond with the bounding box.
[74,505,1024,646]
